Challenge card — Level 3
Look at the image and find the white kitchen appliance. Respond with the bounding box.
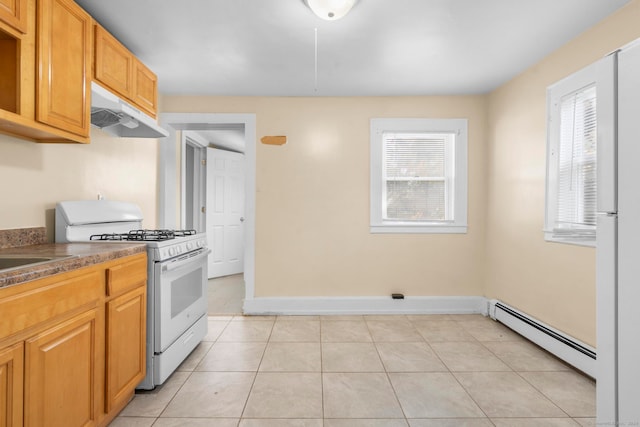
[91,81,169,138]
[55,200,210,390]
[596,38,640,424]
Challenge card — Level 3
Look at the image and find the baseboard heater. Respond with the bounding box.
[488,300,596,378]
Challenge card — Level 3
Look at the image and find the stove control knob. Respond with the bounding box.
[169,247,176,257]
[187,242,194,251]
[177,246,182,254]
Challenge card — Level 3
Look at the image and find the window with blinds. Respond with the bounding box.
[555,85,597,238]
[370,118,467,234]
[382,132,453,221]
[545,60,599,246]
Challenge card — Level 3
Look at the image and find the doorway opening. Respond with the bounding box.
[182,134,206,233]
[158,113,256,315]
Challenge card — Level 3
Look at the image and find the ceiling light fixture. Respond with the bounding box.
[304,0,358,21]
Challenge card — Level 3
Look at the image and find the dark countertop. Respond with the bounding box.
[0,242,147,289]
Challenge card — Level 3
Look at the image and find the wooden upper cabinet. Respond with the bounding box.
[132,59,157,118]
[36,0,91,138]
[94,24,132,98]
[0,0,27,33]
[94,24,158,117]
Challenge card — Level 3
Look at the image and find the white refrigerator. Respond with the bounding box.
[596,38,640,425]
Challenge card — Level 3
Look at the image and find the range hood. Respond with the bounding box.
[90,82,169,138]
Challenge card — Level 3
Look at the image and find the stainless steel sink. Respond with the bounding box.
[0,255,75,272]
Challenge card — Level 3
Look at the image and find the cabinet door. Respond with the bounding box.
[94,24,132,99]
[132,59,157,118]
[36,0,91,137]
[0,0,27,33]
[0,342,23,427]
[25,310,98,427]
[105,286,146,412]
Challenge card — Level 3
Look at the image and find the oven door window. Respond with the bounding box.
[170,268,203,318]
[155,251,208,352]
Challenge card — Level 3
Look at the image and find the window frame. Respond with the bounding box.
[545,61,599,247]
[370,118,468,234]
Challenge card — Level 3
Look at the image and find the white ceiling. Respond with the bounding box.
[75,0,630,97]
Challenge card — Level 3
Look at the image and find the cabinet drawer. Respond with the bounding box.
[105,253,147,296]
[0,269,102,341]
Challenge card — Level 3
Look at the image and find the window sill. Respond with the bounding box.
[544,232,596,248]
[371,224,468,234]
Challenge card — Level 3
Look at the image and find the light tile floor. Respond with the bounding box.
[208,274,245,315]
[112,314,596,427]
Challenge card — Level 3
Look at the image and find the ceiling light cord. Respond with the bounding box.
[314,27,318,93]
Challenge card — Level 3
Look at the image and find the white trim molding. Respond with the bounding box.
[158,112,257,304]
[370,118,468,234]
[243,296,488,316]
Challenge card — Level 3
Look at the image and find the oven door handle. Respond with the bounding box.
[161,248,211,272]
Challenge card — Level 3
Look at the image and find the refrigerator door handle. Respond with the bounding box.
[596,53,617,213]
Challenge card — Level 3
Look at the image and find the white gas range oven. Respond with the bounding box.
[55,200,210,390]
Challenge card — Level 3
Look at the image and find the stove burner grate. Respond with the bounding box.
[90,229,197,242]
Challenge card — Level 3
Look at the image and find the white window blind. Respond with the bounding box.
[545,58,601,247]
[554,84,597,240]
[382,133,452,221]
[370,118,467,234]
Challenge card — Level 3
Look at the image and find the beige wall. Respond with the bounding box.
[163,96,488,298]
[2,0,637,347]
[484,0,640,346]
[0,129,158,240]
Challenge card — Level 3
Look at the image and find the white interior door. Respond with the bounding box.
[206,148,245,278]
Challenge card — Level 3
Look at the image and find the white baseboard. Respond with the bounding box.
[243,296,488,316]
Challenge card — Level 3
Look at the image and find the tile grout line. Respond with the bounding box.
[448,317,521,423]
[416,316,495,424]
[237,318,275,422]
[454,315,574,422]
[512,369,574,419]
[365,314,410,425]
[151,317,234,421]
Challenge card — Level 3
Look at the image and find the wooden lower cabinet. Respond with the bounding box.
[0,342,23,427]
[105,286,146,412]
[25,309,99,427]
[0,252,147,427]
